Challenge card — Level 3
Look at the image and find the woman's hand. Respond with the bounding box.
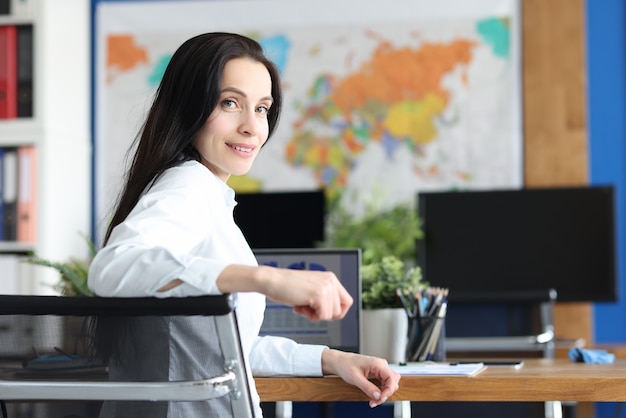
[274,268,353,322]
[217,264,353,321]
[255,265,354,321]
[321,349,401,408]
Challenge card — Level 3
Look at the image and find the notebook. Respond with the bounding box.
[390,362,486,376]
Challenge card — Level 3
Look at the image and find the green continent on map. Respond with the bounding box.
[285,39,477,199]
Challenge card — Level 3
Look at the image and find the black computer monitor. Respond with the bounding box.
[417,186,617,302]
[254,248,361,354]
[234,190,325,249]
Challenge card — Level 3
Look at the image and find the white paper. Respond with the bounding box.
[390,362,486,376]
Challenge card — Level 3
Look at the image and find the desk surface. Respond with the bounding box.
[255,359,626,403]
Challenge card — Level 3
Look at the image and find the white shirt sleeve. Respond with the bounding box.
[249,335,327,377]
[88,163,234,297]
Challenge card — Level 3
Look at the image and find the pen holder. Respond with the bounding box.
[405,315,446,362]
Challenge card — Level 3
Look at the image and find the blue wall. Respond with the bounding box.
[586,0,626,417]
[587,0,626,344]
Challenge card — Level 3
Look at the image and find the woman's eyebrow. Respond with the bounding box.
[221,86,273,103]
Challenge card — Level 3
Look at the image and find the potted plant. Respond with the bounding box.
[359,255,426,363]
[321,195,426,362]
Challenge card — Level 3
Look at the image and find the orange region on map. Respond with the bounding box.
[284,39,477,192]
[329,39,475,113]
[106,35,149,83]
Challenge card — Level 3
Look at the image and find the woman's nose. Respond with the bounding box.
[238,109,262,136]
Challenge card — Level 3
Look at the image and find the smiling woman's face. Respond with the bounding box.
[193,57,274,182]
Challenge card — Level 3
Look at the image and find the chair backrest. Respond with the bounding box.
[0,294,254,418]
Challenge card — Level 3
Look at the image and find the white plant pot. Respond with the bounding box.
[361,308,408,364]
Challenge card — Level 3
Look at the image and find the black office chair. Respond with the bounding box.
[0,294,254,418]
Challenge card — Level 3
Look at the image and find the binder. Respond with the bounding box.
[0,25,17,119]
[0,147,4,241]
[17,145,36,243]
[3,147,17,241]
[16,25,32,118]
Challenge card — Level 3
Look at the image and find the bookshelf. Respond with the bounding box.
[0,0,90,295]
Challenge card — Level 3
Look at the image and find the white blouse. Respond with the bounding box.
[88,160,326,416]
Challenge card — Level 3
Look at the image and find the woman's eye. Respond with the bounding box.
[221,99,237,109]
[256,105,269,115]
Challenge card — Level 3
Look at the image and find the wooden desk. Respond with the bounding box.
[256,359,626,403]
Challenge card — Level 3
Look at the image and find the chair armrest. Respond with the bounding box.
[0,294,235,317]
[0,372,237,401]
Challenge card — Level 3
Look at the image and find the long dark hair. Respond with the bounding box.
[104,32,283,244]
[91,33,283,366]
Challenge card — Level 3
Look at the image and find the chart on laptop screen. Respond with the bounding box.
[254,248,361,354]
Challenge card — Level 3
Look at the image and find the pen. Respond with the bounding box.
[396,288,415,319]
[450,361,524,369]
[427,288,444,317]
[414,291,423,318]
[421,301,447,361]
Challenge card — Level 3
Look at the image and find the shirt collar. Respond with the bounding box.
[222,183,237,209]
[188,160,237,208]
[215,175,237,209]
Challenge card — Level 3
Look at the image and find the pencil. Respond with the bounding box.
[421,301,447,361]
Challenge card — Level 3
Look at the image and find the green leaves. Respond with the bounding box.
[24,255,93,297]
[321,193,425,309]
[23,232,96,297]
[323,200,422,266]
[361,255,426,310]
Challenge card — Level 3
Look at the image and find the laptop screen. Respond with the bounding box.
[254,248,361,354]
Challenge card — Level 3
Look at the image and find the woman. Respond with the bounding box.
[88,32,400,417]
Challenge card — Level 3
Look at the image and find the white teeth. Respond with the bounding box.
[232,145,252,153]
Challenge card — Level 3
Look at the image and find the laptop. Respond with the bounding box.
[254,248,361,354]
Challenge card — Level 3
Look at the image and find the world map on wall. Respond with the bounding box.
[102,17,519,214]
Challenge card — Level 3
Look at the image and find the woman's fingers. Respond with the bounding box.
[321,350,401,408]
[273,269,352,321]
